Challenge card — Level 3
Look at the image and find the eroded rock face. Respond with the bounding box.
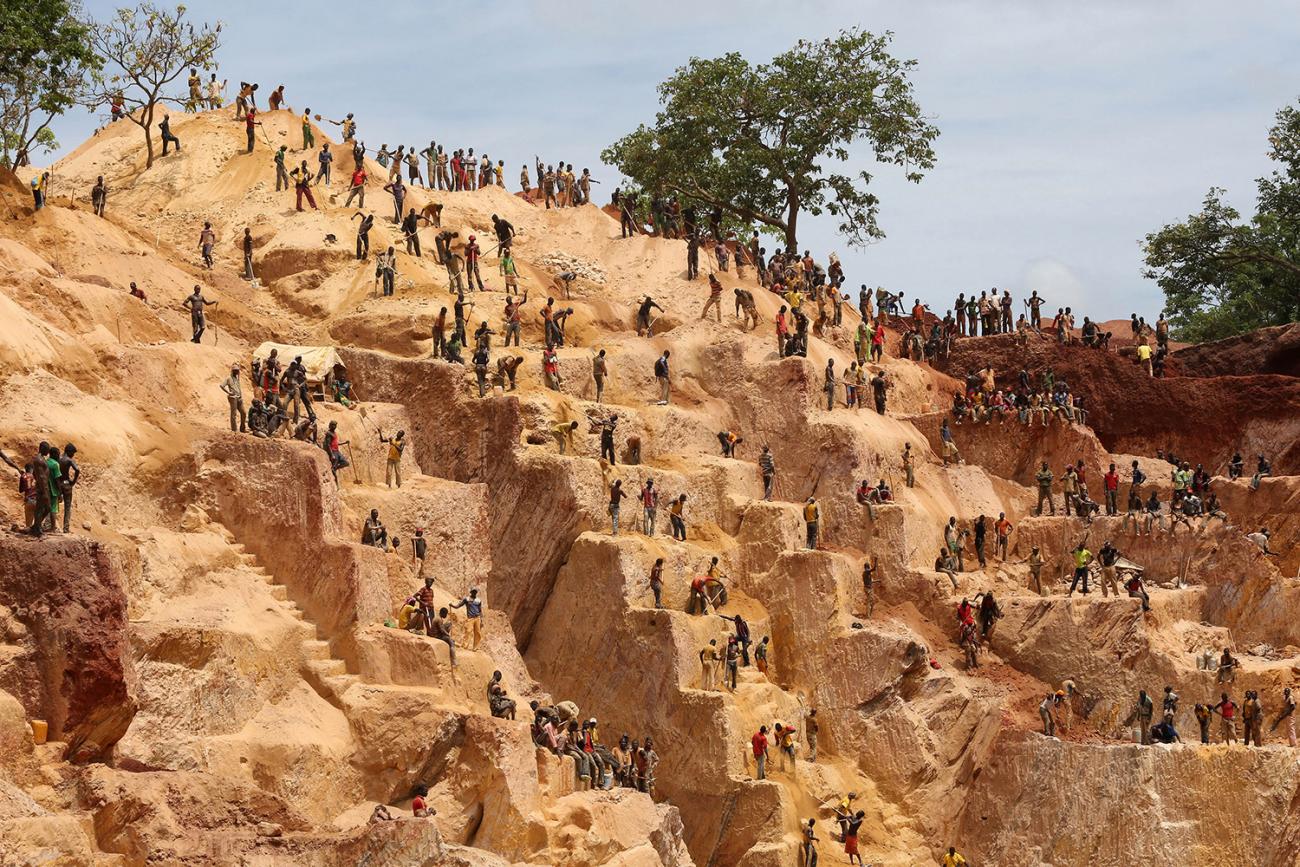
[1173,322,1300,379]
[957,732,1300,866]
[0,534,135,761]
[939,333,1300,474]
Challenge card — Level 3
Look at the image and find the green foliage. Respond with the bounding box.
[0,0,98,167]
[83,3,222,168]
[1142,102,1300,341]
[602,29,939,252]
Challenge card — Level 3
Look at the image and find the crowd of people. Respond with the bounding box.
[528,699,659,793]
[1038,673,1298,749]
[0,443,80,537]
[20,76,1296,867]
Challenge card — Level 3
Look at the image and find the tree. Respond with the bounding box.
[0,0,99,168]
[83,3,221,169]
[1142,102,1300,341]
[601,29,939,253]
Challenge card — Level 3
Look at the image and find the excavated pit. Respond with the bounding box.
[0,108,1297,866]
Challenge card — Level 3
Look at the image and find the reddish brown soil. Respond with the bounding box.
[1173,323,1300,378]
[936,332,1300,474]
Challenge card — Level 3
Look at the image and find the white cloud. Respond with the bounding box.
[1020,258,1086,313]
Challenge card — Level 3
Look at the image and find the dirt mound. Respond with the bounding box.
[1173,322,1300,378]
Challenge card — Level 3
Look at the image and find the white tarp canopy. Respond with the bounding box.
[252,342,344,385]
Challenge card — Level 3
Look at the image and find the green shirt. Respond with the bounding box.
[46,457,61,512]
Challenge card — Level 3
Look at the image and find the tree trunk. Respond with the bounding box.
[784,192,800,255]
[142,104,155,169]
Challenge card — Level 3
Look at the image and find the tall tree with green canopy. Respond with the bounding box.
[82,3,222,169]
[0,0,99,168]
[601,29,940,253]
[1142,101,1300,342]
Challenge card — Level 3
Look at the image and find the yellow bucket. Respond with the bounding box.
[30,719,47,745]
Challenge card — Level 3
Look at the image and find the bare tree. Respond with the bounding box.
[83,3,221,169]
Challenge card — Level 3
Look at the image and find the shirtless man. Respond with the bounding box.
[699,639,720,690]
[734,287,758,330]
[197,222,216,269]
[592,349,609,403]
[181,285,217,343]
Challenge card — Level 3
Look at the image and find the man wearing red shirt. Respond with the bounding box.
[345,166,366,208]
[465,235,484,291]
[751,726,769,780]
[1214,693,1238,744]
[243,107,261,153]
[1104,463,1120,515]
[871,322,886,362]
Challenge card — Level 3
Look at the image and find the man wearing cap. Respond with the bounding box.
[219,365,246,432]
[803,496,819,550]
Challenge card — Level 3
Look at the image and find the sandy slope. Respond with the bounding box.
[0,105,1296,866]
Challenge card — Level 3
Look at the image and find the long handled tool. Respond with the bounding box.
[346,442,362,485]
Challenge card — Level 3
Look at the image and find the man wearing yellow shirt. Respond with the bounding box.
[301,109,315,150]
[1136,341,1153,376]
[785,289,804,316]
[941,847,968,867]
[804,497,819,550]
[379,429,405,488]
[1067,542,1092,596]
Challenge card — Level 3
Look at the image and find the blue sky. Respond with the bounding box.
[57,0,1300,321]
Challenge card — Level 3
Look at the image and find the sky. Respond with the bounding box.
[53,0,1300,321]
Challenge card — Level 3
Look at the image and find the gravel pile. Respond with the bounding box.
[537,252,607,284]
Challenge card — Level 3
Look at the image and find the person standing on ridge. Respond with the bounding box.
[804,496,820,550]
[450,588,484,651]
[654,350,671,405]
[198,221,216,269]
[292,161,317,211]
[241,228,255,280]
[91,176,108,217]
[375,246,397,296]
[379,429,405,488]
[181,285,217,343]
[1067,542,1092,596]
[758,445,776,501]
[220,364,246,433]
[751,726,769,780]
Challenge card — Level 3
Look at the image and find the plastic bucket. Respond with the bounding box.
[30,719,47,745]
